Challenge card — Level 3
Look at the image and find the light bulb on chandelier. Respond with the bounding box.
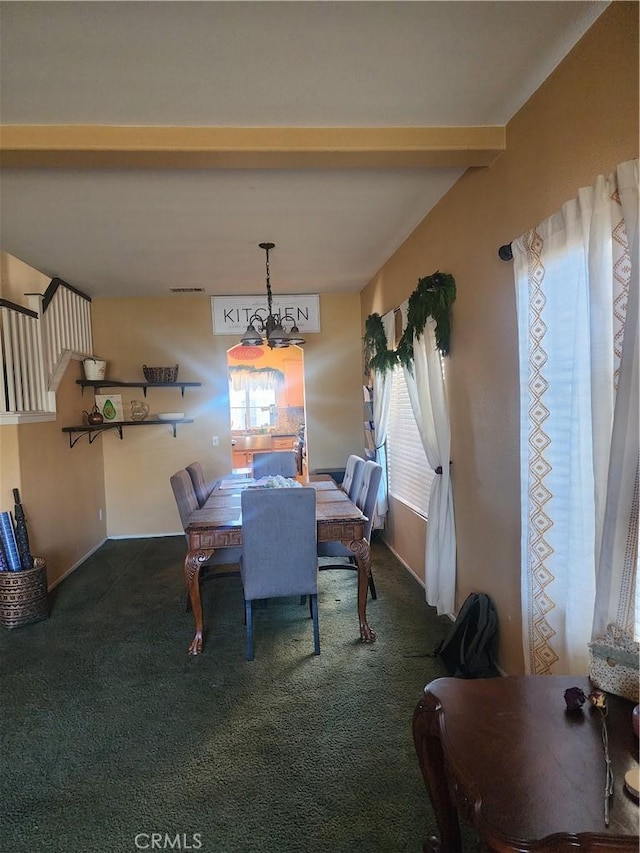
[239,242,306,349]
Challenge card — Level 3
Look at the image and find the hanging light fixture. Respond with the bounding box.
[240,242,306,349]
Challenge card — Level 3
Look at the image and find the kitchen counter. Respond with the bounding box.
[231,433,298,451]
[231,435,300,477]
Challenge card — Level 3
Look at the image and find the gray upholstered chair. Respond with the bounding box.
[170,469,241,609]
[316,459,382,600]
[240,487,319,661]
[341,454,365,502]
[170,469,200,532]
[185,461,211,508]
[252,451,297,479]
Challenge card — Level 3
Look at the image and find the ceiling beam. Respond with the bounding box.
[0,125,505,169]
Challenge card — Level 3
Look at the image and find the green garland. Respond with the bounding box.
[363,271,456,374]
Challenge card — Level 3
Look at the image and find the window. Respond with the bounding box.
[386,365,435,518]
[228,384,276,431]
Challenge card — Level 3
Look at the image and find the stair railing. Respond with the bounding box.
[1,278,93,422]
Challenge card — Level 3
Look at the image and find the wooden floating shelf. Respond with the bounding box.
[61,418,194,447]
[76,379,201,397]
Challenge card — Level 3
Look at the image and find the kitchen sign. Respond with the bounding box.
[211,295,320,335]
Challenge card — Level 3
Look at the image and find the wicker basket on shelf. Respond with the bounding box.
[142,364,179,383]
[0,557,49,629]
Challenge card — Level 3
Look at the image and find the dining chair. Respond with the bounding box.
[170,469,241,609]
[252,451,297,479]
[240,487,319,661]
[341,454,365,502]
[185,461,211,508]
[316,459,382,600]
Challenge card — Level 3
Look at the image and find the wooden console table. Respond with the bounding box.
[412,675,639,852]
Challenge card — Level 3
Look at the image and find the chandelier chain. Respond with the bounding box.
[264,245,274,317]
[239,241,305,348]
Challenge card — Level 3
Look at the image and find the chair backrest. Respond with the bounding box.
[355,460,383,541]
[186,461,210,508]
[252,451,297,479]
[240,487,317,600]
[170,469,199,533]
[341,455,365,502]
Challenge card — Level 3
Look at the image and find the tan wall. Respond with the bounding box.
[90,291,364,536]
[0,253,107,586]
[0,425,21,513]
[15,368,107,585]
[303,292,364,470]
[0,252,50,306]
[360,2,639,675]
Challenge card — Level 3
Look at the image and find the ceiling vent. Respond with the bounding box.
[169,287,205,293]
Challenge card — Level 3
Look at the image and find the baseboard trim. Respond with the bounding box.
[380,535,508,674]
[48,537,108,590]
[379,535,426,589]
[379,536,453,626]
[48,533,185,589]
[107,532,184,540]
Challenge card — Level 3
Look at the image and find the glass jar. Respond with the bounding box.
[130,400,149,421]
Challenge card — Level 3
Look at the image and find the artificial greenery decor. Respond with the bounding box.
[363,314,395,374]
[363,271,456,374]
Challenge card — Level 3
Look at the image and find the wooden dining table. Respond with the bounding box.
[183,475,377,655]
[413,675,640,852]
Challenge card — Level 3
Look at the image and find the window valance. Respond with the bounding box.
[228,366,284,392]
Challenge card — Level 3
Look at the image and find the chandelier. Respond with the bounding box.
[239,242,306,349]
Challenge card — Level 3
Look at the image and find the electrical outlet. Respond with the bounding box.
[212,436,219,447]
[98,508,103,521]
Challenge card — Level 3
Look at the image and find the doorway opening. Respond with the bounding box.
[227,344,306,478]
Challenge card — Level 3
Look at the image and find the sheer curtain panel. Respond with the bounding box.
[514,159,638,675]
[400,302,456,617]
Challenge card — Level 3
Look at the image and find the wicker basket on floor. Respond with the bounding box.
[0,557,49,629]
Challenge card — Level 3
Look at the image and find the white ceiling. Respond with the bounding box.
[0,1,608,299]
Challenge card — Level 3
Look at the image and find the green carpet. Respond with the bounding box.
[1,537,475,852]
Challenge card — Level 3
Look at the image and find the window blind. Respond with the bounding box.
[387,365,435,518]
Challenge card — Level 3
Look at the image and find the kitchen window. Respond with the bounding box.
[228,384,276,431]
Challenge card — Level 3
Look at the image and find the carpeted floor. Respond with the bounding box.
[1,537,478,852]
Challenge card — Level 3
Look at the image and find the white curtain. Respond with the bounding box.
[513,159,638,675]
[401,302,456,616]
[592,161,639,639]
[228,366,284,392]
[371,310,395,528]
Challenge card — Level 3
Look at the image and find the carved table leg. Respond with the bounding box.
[185,549,213,655]
[412,688,462,853]
[343,537,377,643]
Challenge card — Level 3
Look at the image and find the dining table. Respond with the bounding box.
[412,675,640,852]
[183,474,377,655]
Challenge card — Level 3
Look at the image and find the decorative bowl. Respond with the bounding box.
[157,412,185,421]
